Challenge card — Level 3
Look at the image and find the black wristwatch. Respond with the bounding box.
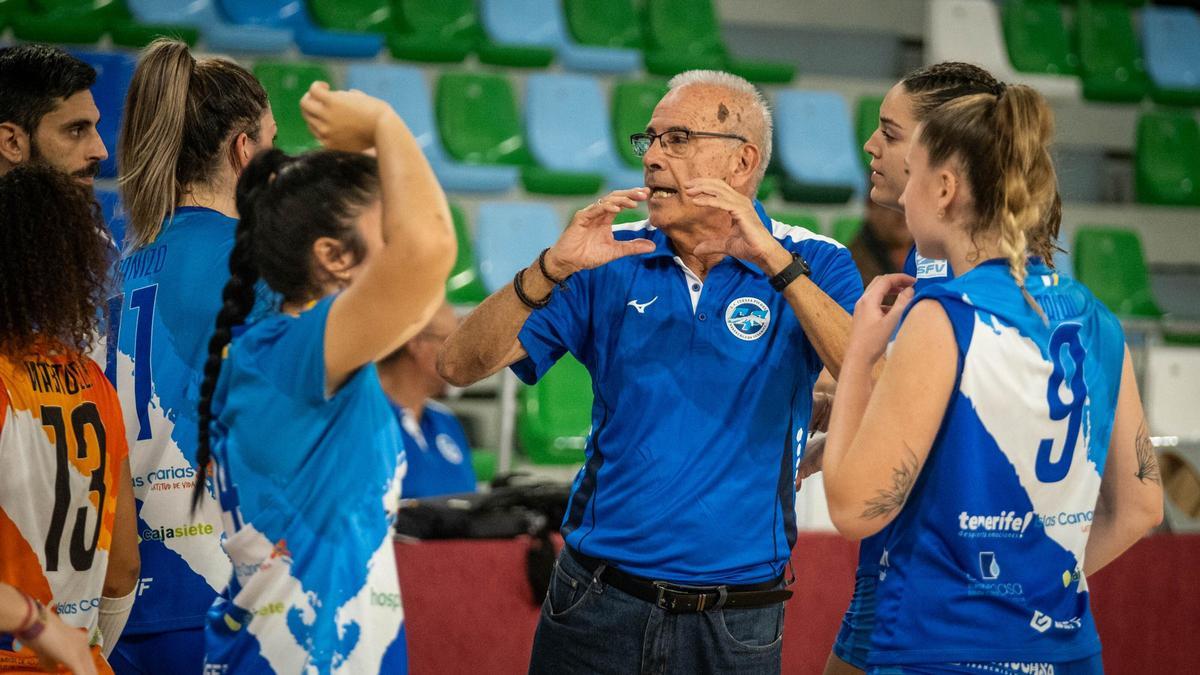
[769,253,811,292]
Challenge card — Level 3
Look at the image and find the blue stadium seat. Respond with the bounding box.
[215,0,381,57]
[475,202,562,293]
[344,64,518,193]
[127,0,294,53]
[74,51,135,179]
[478,0,640,73]
[525,73,644,191]
[95,188,124,244]
[1141,5,1200,106]
[774,90,865,203]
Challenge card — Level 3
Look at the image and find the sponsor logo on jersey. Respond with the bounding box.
[957,510,1035,538]
[54,597,101,615]
[1062,566,1082,588]
[1030,610,1082,634]
[1036,510,1093,528]
[725,297,770,341]
[132,464,198,489]
[915,255,949,279]
[370,589,403,610]
[139,522,215,542]
[967,552,1025,597]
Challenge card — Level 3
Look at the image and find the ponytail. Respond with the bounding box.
[918,84,1059,316]
[119,39,268,251]
[191,149,289,512]
[118,39,193,249]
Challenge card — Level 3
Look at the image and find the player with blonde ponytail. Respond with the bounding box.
[821,83,1163,674]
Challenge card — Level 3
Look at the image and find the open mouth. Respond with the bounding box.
[648,186,678,199]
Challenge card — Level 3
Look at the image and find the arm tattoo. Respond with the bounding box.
[861,448,919,520]
[1134,421,1161,486]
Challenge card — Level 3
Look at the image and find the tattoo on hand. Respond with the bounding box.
[1134,421,1161,486]
[861,448,919,520]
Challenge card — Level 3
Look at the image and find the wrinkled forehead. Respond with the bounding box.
[649,85,745,132]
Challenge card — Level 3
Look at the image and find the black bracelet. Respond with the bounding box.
[537,248,570,290]
[769,253,811,292]
[513,266,553,310]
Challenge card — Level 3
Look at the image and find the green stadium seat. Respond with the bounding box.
[1072,227,1162,318]
[11,0,119,42]
[308,0,391,33]
[563,0,641,49]
[855,95,884,170]
[253,62,333,155]
[1002,0,1077,76]
[1135,110,1200,207]
[470,449,497,484]
[1075,0,1148,102]
[832,215,863,245]
[387,0,480,63]
[109,19,199,48]
[612,80,669,169]
[756,174,777,202]
[769,211,821,235]
[641,0,795,83]
[446,204,488,305]
[517,354,593,465]
[436,72,601,195]
[612,208,649,225]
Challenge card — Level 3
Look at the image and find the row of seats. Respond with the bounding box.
[78,48,1200,209]
[931,0,1200,105]
[68,48,866,200]
[0,0,795,81]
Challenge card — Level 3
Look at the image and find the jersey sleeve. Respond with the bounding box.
[511,269,594,385]
[247,295,336,406]
[805,241,864,315]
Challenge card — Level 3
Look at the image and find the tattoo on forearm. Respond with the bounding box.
[861,449,919,520]
[1134,421,1161,486]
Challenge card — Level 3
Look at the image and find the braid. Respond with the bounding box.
[191,149,288,512]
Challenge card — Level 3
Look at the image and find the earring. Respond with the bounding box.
[937,208,945,219]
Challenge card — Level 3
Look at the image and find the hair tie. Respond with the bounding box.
[993,81,1008,97]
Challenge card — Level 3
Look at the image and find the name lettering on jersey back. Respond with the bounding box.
[1039,293,1083,323]
[116,244,167,284]
[23,358,95,395]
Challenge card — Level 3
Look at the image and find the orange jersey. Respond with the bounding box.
[0,350,128,674]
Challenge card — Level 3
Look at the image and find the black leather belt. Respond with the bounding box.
[567,547,793,613]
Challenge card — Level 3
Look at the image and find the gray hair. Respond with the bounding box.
[666,70,773,187]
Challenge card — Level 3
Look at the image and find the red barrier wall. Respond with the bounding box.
[395,533,1199,674]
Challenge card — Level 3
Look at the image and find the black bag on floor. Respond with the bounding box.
[394,475,570,604]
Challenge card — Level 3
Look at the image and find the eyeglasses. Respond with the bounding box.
[629,129,749,158]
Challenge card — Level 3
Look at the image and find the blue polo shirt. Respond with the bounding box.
[395,401,477,498]
[512,202,862,584]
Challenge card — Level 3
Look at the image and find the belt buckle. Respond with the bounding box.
[653,581,683,612]
[653,582,713,613]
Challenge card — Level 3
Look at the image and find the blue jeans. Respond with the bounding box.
[529,548,785,675]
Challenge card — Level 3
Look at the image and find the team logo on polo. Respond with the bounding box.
[725,297,770,341]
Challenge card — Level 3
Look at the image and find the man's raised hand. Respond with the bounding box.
[543,188,657,278]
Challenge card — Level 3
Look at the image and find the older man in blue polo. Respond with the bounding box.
[438,70,862,675]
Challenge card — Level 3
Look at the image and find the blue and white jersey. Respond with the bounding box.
[513,201,863,585]
[107,207,240,633]
[395,401,477,498]
[868,259,1125,667]
[205,297,408,674]
[856,248,956,580]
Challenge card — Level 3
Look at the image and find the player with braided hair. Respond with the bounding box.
[821,82,1162,674]
[194,83,455,674]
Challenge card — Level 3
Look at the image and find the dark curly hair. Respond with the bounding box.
[0,165,111,359]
